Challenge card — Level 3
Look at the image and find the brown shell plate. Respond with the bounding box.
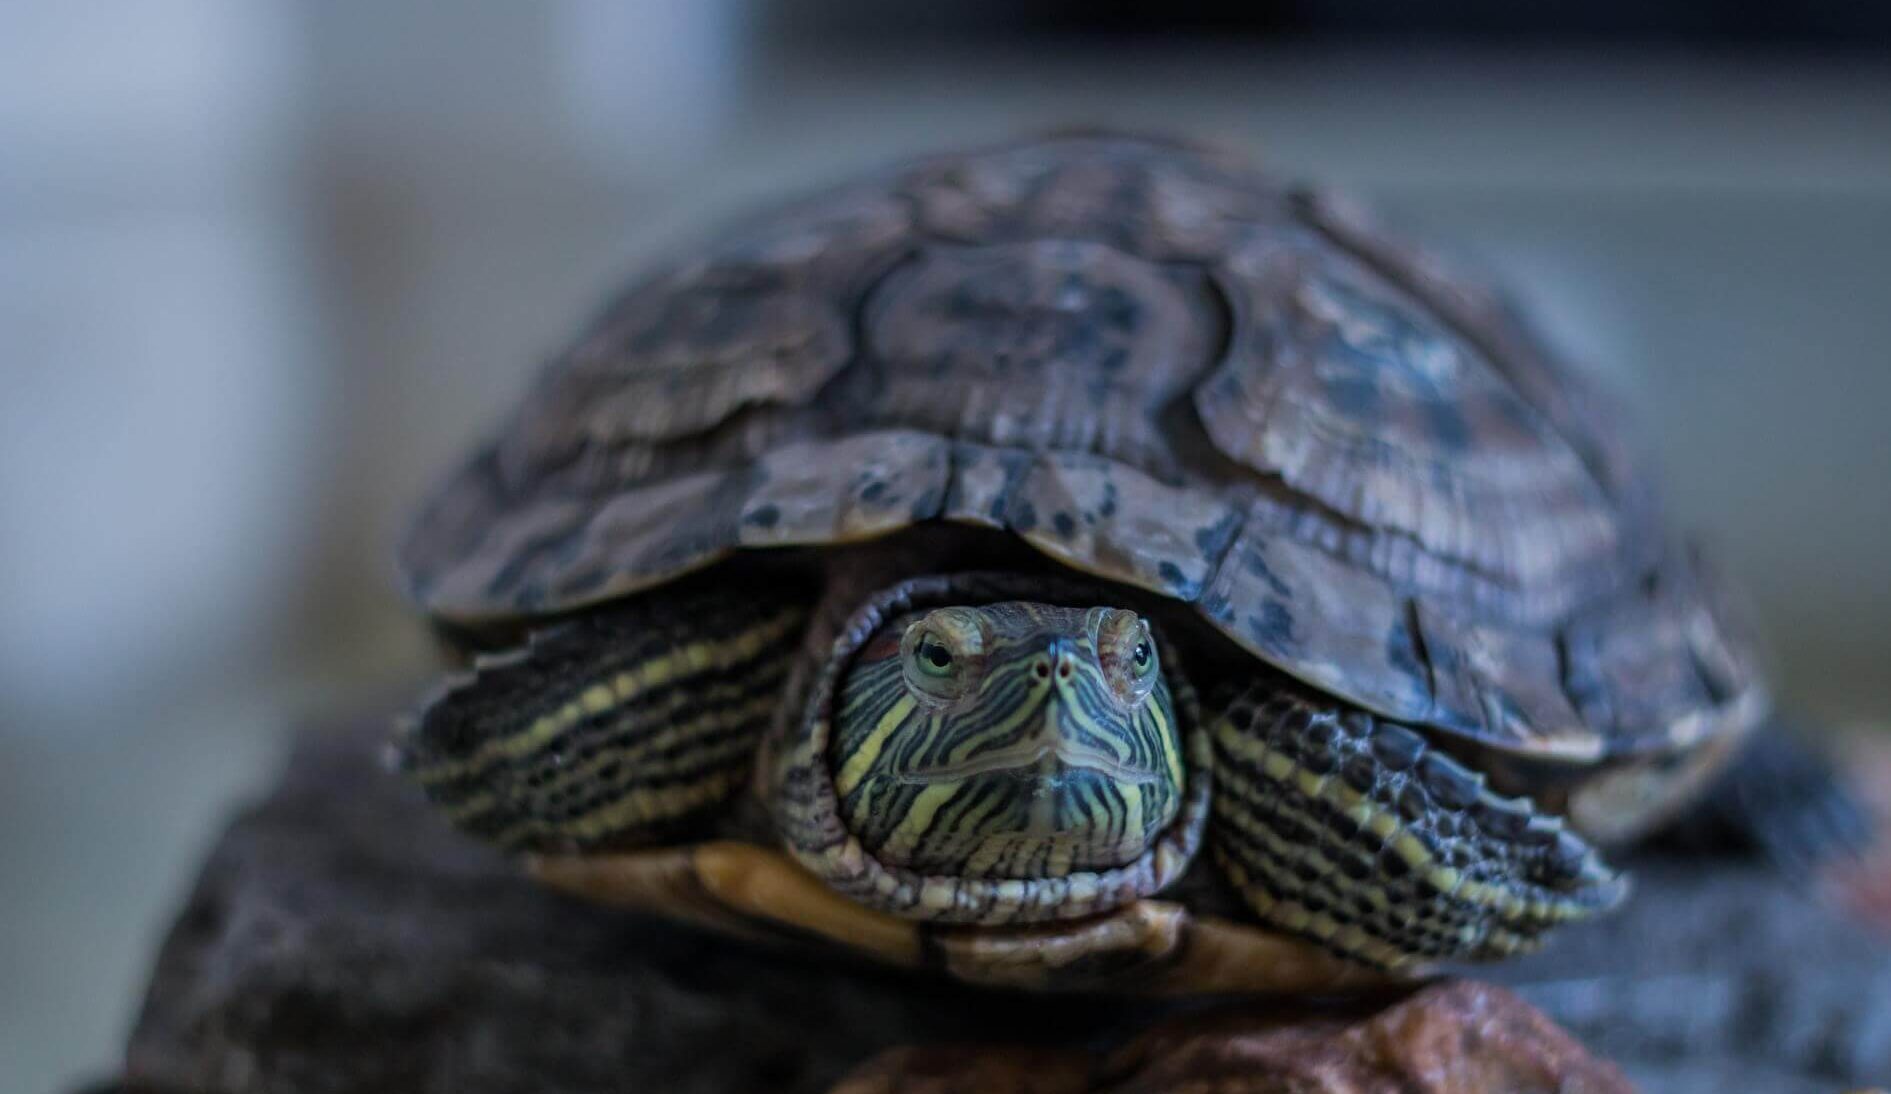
[400,135,1766,762]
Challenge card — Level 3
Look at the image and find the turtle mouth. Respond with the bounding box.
[896,738,1164,787]
[884,716,1176,874]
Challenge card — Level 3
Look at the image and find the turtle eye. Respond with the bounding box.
[1095,609,1160,707]
[915,633,956,676]
[899,608,988,704]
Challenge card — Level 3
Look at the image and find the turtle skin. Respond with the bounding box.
[394,134,1799,989]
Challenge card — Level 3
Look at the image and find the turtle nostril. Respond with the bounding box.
[1043,638,1079,682]
[1034,661,1052,681]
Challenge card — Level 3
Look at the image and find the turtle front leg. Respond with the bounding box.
[395,581,808,852]
[1207,683,1626,970]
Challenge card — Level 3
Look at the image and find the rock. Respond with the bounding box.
[832,981,1631,1093]
[123,720,1114,1094]
[830,1047,1089,1094]
[1485,754,1891,1092]
[118,716,1211,1094]
[113,716,1890,1093]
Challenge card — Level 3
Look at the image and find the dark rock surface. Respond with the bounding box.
[117,718,1890,1093]
[121,720,1164,1094]
[1488,799,1891,1090]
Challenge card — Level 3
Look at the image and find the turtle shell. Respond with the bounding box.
[400,135,1765,766]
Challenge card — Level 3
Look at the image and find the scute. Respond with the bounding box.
[498,184,912,473]
[1196,225,1621,594]
[1301,190,1660,543]
[1560,548,1765,750]
[902,133,1287,259]
[1199,520,1433,733]
[400,134,1765,762]
[861,240,1215,471]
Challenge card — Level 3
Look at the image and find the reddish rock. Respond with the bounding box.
[832,981,1632,1094]
[1124,981,1630,1093]
[830,1047,1091,1094]
[1831,733,1891,931]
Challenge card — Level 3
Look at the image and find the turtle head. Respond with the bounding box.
[773,575,1210,925]
[833,602,1185,879]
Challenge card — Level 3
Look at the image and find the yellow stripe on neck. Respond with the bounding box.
[417,606,803,785]
[834,694,917,798]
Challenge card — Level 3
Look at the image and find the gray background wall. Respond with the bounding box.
[3,3,1888,1090]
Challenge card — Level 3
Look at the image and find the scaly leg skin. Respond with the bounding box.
[394,582,808,853]
[1209,684,1626,970]
[1657,722,1874,877]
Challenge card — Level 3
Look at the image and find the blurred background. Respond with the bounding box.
[4,2,1891,1089]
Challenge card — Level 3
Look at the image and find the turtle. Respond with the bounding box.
[393,133,1862,994]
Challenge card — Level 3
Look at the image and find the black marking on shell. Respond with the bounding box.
[910,487,945,520]
[1243,547,1293,600]
[1246,601,1297,655]
[1193,509,1243,561]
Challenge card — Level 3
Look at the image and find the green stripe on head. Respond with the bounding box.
[834,601,1184,877]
